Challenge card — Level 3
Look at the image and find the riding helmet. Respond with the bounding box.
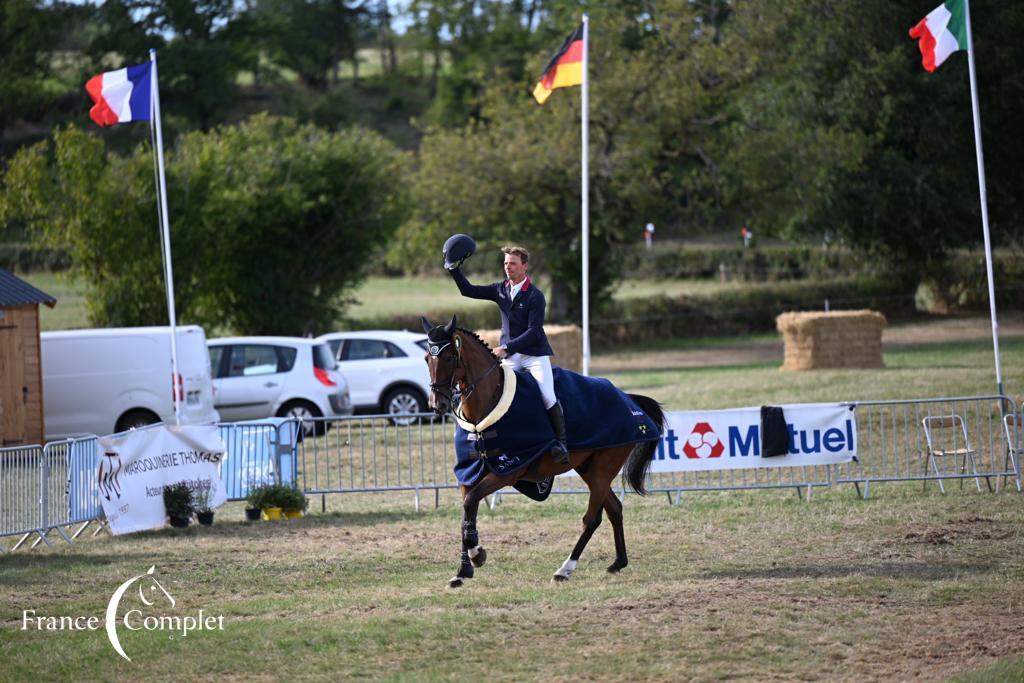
[442,233,477,270]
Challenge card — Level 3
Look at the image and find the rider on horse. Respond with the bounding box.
[443,234,569,464]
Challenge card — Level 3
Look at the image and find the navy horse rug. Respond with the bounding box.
[453,366,661,497]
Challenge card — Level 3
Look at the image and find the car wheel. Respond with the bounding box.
[277,400,326,437]
[383,387,426,426]
[116,409,161,433]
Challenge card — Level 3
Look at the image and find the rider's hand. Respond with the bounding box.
[494,346,508,359]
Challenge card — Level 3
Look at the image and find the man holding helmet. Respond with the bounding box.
[442,234,568,464]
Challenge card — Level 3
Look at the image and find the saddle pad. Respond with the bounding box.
[513,477,554,502]
[454,367,661,488]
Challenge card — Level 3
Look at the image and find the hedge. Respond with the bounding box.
[0,243,71,273]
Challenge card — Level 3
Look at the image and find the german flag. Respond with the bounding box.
[532,25,584,104]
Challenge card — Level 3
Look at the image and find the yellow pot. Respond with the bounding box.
[262,507,283,521]
[283,509,303,519]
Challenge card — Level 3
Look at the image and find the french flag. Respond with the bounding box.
[85,62,152,127]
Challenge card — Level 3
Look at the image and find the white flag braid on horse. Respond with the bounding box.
[909,0,968,72]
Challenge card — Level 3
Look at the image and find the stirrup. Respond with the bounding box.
[551,441,569,465]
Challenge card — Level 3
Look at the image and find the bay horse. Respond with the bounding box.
[421,315,665,587]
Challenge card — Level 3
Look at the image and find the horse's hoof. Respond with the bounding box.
[607,560,627,574]
[552,573,570,583]
[470,547,487,568]
[448,577,465,588]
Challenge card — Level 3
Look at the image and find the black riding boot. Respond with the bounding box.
[547,401,570,465]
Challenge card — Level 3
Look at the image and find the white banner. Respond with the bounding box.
[98,425,227,535]
[650,403,856,473]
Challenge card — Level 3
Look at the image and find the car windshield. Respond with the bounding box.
[415,339,429,352]
[313,343,337,370]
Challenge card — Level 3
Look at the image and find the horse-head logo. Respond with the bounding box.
[98,450,123,501]
[105,566,175,662]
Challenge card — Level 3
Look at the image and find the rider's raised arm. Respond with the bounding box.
[448,267,498,301]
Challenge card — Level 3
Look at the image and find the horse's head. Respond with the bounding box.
[421,315,464,415]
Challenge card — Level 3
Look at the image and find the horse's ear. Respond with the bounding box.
[420,316,433,334]
[444,315,457,335]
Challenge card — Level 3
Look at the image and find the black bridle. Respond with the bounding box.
[427,336,502,421]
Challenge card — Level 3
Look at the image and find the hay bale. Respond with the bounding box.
[475,325,582,373]
[776,310,886,371]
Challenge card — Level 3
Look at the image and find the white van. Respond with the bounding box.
[41,326,220,439]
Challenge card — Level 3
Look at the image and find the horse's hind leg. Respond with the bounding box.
[554,447,632,581]
[603,490,628,573]
[553,484,605,582]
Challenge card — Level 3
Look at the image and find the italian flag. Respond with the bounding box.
[909,0,968,72]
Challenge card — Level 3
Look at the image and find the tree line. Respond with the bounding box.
[2,0,1023,333]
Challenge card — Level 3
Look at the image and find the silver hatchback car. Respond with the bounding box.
[208,336,352,435]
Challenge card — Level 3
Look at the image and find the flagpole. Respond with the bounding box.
[581,14,590,377]
[149,49,182,425]
[963,1,1004,397]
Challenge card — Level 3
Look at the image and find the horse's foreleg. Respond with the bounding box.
[553,487,605,583]
[449,475,506,588]
[603,490,628,573]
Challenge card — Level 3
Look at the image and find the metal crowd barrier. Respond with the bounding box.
[293,413,459,511]
[834,395,1021,498]
[2,396,1021,552]
[0,444,45,551]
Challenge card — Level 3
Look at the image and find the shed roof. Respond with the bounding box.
[0,268,57,308]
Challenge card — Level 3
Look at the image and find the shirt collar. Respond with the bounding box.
[505,276,530,292]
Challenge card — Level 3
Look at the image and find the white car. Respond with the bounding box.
[207,336,352,434]
[315,330,431,425]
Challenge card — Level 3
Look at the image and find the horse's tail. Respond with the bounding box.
[623,394,666,496]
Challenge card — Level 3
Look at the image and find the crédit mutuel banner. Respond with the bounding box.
[650,403,856,472]
[97,425,227,535]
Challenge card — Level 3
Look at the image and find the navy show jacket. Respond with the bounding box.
[448,268,555,357]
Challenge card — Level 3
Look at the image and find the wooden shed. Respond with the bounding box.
[0,269,56,446]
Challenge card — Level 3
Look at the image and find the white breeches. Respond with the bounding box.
[503,353,556,409]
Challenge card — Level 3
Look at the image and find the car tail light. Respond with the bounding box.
[171,373,184,401]
[313,367,337,387]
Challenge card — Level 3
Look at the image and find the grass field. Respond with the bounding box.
[21,273,787,333]
[1,485,1022,681]
[5,274,1024,681]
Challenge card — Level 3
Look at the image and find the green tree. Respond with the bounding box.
[259,0,365,90]
[0,0,75,145]
[1,116,409,334]
[722,0,1024,273]
[88,0,244,131]
[390,2,745,318]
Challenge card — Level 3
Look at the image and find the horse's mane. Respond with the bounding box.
[456,326,499,362]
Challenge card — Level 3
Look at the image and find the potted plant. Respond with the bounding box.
[245,484,270,521]
[194,486,215,526]
[258,483,285,521]
[163,482,193,528]
[280,485,309,519]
